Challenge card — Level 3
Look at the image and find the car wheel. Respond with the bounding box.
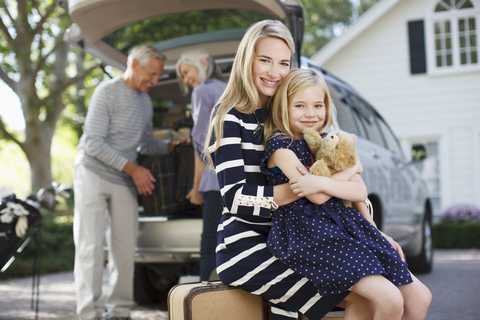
[408,211,433,274]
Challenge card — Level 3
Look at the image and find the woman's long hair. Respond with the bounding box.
[203,20,295,165]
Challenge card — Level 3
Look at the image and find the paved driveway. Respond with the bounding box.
[0,249,479,320]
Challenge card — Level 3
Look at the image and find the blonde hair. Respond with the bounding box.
[203,20,295,164]
[175,48,225,95]
[264,68,336,143]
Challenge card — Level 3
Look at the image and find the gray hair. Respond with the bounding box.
[127,44,166,67]
[176,48,225,95]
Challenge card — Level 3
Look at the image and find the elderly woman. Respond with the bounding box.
[176,48,226,281]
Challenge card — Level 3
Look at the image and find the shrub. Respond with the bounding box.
[433,221,480,249]
[433,204,480,249]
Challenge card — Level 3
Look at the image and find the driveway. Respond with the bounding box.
[0,249,479,320]
[0,271,169,320]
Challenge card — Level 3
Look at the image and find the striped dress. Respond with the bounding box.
[209,107,348,320]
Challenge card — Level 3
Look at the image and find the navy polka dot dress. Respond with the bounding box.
[261,135,413,296]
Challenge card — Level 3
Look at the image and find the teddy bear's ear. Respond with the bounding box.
[324,133,339,151]
[303,128,322,155]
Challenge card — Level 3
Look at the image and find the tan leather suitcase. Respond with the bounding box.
[168,281,344,320]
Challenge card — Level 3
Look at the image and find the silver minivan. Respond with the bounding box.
[63,0,433,303]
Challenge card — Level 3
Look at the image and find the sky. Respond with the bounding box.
[0,80,24,131]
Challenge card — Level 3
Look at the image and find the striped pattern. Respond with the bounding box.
[210,108,347,320]
[77,77,168,186]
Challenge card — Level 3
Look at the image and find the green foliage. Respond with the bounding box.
[103,9,276,55]
[0,211,75,280]
[433,221,480,249]
[302,0,380,57]
[51,123,78,186]
[0,138,30,196]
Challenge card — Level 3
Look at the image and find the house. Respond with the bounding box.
[311,0,480,218]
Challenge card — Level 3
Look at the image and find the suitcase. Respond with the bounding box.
[138,143,201,217]
[168,282,345,320]
[168,281,270,320]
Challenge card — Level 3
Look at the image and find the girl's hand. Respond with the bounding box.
[289,166,325,197]
[354,160,364,175]
[380,231,405,261]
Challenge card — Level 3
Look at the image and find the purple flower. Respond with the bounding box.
[441,204,480,222]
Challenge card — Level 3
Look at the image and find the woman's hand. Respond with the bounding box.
[186,188,204,205]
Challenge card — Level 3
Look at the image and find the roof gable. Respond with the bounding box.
[311,0,402,66]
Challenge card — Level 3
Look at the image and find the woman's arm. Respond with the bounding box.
[186,151,206,205]
[268,149,367,205]
[211,111,277,217]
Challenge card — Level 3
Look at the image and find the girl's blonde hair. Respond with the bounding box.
[264,68,336,143]
[175,48,225,95]
[203,20,295,164]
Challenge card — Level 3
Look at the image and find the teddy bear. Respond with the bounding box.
[303,128,358,207]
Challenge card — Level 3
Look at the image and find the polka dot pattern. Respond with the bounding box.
[262,135,413,296]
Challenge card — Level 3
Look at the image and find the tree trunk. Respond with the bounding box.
[23,117,55,192]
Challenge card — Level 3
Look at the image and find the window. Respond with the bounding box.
[327,83,364,137]
[428,0,480,73]
[347,93,385,148]
[377,117,404,158]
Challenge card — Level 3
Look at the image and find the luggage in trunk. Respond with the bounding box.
[138,143,200,217]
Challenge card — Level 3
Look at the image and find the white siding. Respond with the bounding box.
[313,0,480,215]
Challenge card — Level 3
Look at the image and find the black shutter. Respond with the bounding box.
[408,20,427,74]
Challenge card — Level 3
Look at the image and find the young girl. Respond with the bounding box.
[262,68,431,320]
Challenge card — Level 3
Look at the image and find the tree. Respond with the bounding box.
[302,0,380,57]
[0,0,97,192]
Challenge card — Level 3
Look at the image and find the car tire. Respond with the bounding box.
[407,210,433,274]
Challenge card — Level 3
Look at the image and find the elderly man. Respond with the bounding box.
[73,45,171,320]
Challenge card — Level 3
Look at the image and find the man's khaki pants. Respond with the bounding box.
[73,164,138,319]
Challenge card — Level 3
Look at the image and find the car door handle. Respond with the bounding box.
[370,149,379,159]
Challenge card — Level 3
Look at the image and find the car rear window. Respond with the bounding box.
[102,9,278,55]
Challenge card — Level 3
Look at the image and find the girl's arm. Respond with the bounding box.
[290,163,362,197]
[268,149,367,205]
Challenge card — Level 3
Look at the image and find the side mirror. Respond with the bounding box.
[411,144,427,162]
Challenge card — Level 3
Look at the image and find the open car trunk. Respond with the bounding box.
[63,0,304,70]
